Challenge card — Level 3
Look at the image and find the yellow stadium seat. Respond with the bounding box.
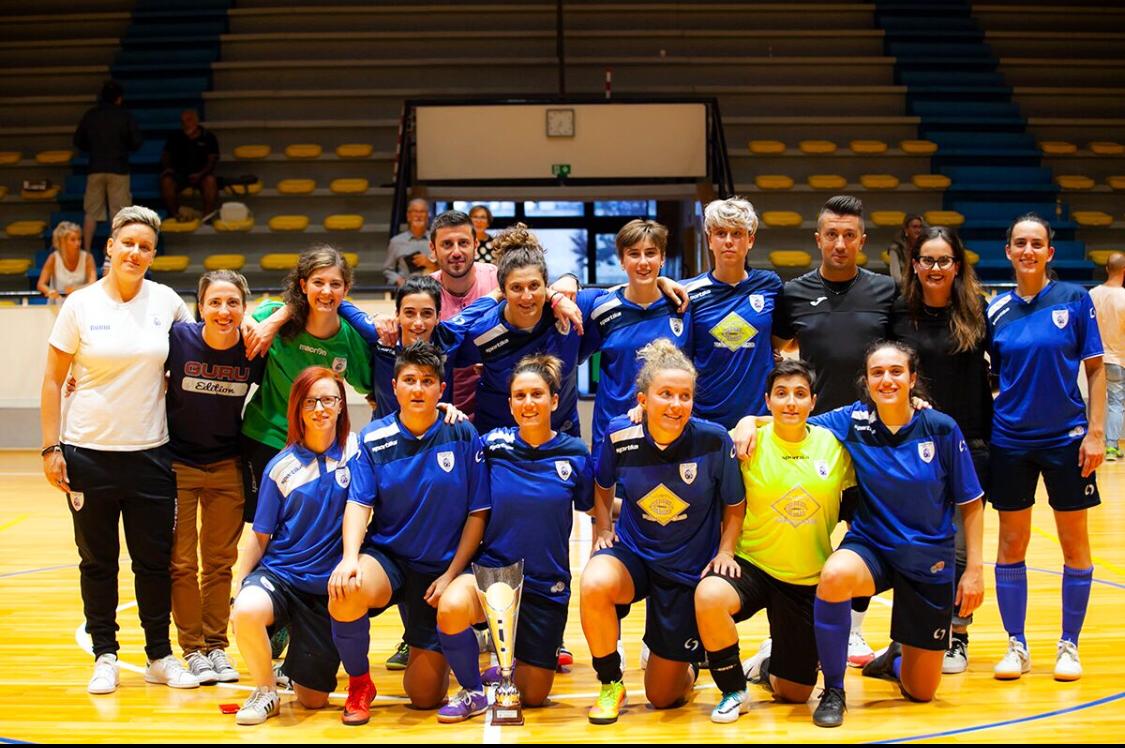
[900,139,938,155]
[342,252,359,268]
[1090,142,1124,156]
[277,179,316,195]
[1072,211,1113,227]
[0,151,21,165]
[330,178,369,194]
[203,254,246,271]
[964,249,979,265]
[268,215,310,232]
[35,149,73,164]
[912,174,952,189]
[324,214,364,231]
[150,255,190,273]
[1088,249,1118,266]
[748,140,786,155]
[1056,175,1095,190]
[260,253,300,271]
[850,140,888,154]
[336,143,374,159]
[754,175,794,190]
[1107,176,1125,191]
[0,258,31,275]
[161,217,200,233]
[233,144,271,160]
[768,250,812,269]
[855,252,868,267]
[1039,141,1077,155]
[761,211,803,228]
[807,174,847,190]
[213,217,254,232]
[871,210,906,227]
[798,140,837,155]
[924,210,965,227]
[0,186,7,199]
[4,220,46,237]
[285,144,322,159]
[21,185,60,201]
[226,180,263,196]
[860,174,900,190]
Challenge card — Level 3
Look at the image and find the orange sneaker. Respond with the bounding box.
[343,674,377,726]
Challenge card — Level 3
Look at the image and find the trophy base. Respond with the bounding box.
[489,704,524,726]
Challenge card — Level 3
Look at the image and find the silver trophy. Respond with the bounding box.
[472,560,525,726]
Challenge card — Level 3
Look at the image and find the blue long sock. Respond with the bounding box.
[995,562,1028,648]
[1061,565,1094,645]
[814,597,851,690]
[438,627,483,691]
[892,655,902,681]
[330,616,371,677]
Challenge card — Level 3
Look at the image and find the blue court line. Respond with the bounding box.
[0,737,31,744]
[874,691,1125,743]
[0,563,77,579]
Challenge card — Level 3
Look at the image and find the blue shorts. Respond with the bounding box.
[242,568,340,693]
[360,544,441,652]
[594,545,702,663]
[838,535,954,652]
[989,439,1100,512]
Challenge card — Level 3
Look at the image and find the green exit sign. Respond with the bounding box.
[552,163,571,177]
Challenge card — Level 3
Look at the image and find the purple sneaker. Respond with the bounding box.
[437,688,488,723]
[481,666,502,686]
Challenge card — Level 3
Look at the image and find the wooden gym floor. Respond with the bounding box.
[0,450,1122,743]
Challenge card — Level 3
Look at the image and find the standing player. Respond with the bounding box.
[435,354,594,720]
[807,341,984,728]
[988,214,1105,681]
[326,342,491,725]
[580,339,745,725]
[695,359,853,723]
[681,197,784,428]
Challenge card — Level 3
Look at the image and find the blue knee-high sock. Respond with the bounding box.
[1061,565,1094,645]
[331,616,371,677]
[995,562,1028,648]
[892,655,902,681]
[438,627,483,692]
[814,597,851,690]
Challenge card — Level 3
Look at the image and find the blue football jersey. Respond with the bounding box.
[987,282,1103,450]
[595,415,745,586]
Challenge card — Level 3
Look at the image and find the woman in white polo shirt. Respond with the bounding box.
[40,205,196,695]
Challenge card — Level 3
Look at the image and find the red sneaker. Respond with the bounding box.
[343,673,376,726]
[557,645,573,673]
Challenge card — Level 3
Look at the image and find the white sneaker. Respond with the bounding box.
[207,649,239,683]
[710,689,749,724]
[273,661,291,690]
[993,637,1031,680]
[185,651,219,685]
[236,687,280,725]
[145,654,200,689]
[743,638,772,681]
[942,638,969,675]
[1054,640,1082,682]
[639,642,650,670]
[88,653,119,694]
[847,629,875,668]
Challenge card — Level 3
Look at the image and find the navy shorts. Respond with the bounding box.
[361,544,441,652]
[988,438,1099,512]
[838,535,954,652]
[707,557,818,686]
[512,591,568,671]
[594,545,702,663]
[242,568,340,693]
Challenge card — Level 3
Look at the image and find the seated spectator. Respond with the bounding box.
[384,198,436,286]
[161,109,220,222]
[36,221,97,304]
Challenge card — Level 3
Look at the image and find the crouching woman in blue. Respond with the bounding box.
[580,339,746,725]
[229,366,358,725]
[435,354,594,722]
[808,341,984,729]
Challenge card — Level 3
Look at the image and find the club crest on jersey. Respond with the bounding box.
[555,318,572,335]
[815,460,829,479]
[335,465,351,489]
[1052,309,1069,329]
[555,460,573,481]
[918,441,935,464]
[669,318,684,337]
[748,293,765,313]
[331,356,347,374]
[679,462,698,484]
[930,561,945,575]
[69,491,84,512]
[437,451,455,473]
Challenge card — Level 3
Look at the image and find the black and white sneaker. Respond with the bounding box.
[862,641,902,682]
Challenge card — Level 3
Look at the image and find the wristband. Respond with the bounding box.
[549,291,563,309]
[41,444,62,456]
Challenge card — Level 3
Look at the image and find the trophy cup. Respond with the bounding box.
[472,560,525,726]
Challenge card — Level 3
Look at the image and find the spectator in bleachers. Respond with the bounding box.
[886,214,926,291]
[469,204,495,263]
[73,81,143,256]
[160,109,220,223]
[383,198,436,286]
[1091,252,1125,461]
[36,221,97,304]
